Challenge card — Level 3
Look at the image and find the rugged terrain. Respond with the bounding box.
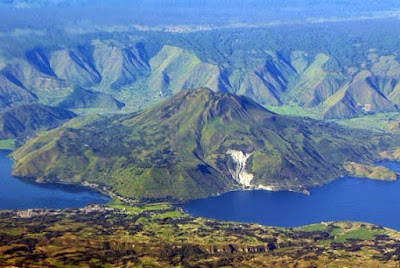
[11,88,400,201]
[1,203,400,267]
[0,20,399,121]
[0,103,76,140]
[1,3,400,267]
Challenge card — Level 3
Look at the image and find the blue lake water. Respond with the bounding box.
[0,150,110,210]
[185,161,400,230]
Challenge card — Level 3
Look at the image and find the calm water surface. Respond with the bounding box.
[4,146,400,230]
[0,150,110,210]
[185,161,400,230]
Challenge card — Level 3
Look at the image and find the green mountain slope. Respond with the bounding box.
[285,53,343,107]
[2,58,73,107]
[0,24,400,119]
[0,104,76,139]
[57,87,125,110]
[11,88,396,201]
[149,45,220,97]
[49,49,101,87]
[0,73,38,107]
[91,40,150,90]
[322,71,398,119]
[1,25,400,119]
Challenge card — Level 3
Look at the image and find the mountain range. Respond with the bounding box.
[1,22,400,120]
[3,21,400,201]
[2,3,400,268]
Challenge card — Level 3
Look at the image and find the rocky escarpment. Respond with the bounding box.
[226,149,254,187]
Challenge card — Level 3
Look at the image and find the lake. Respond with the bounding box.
[4,146,400,230]
[0,150,110,210]
[185,161,400,230]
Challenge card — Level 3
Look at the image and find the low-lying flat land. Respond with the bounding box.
[1,202,400,267]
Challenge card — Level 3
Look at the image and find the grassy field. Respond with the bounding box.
[265,104,322,119]
[1,204,400,267]
[267,105,400,135]
[0,139,15,151]
[334,112,400,133]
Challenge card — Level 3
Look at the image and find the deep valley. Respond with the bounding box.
[1,1,400,267]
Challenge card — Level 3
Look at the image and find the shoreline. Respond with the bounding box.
[6,145,400,212]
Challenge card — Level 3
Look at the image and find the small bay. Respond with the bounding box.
[185,161,400,230]
[0,150,110,210]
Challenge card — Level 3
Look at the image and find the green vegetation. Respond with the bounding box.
[0,21,400,121]
[108,199,173,215]
[334,227,386,243]
[1,207,400,267]
[298,223,329,232]
[0,104,76,140]
[148,45,219,97]
[298,222,391,244]
[0,139,15,151]
[334,112,400,133]
[345,162,398,181]
[58,87,125,111]
[266,104,321,119]
[1,6,400,268]
[11,88,399,201]
[381,148,400,161]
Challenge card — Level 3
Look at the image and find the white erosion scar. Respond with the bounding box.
[227,149,254,187]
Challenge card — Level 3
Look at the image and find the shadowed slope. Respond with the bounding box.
[12,88,397,201]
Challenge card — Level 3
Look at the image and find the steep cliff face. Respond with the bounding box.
[226,150,254,187]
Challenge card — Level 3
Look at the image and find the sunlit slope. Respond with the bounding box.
[12,88,397,201]
[1,27,399,118]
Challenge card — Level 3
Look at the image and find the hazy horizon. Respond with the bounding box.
[0,0,399,32]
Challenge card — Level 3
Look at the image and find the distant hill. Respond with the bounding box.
[57,87,125,110]
[0,22,399,119]
[11,88,397,201]
[0,104,76,139]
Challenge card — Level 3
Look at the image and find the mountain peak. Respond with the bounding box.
[143,87,275,126]
[12,89,393,201]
